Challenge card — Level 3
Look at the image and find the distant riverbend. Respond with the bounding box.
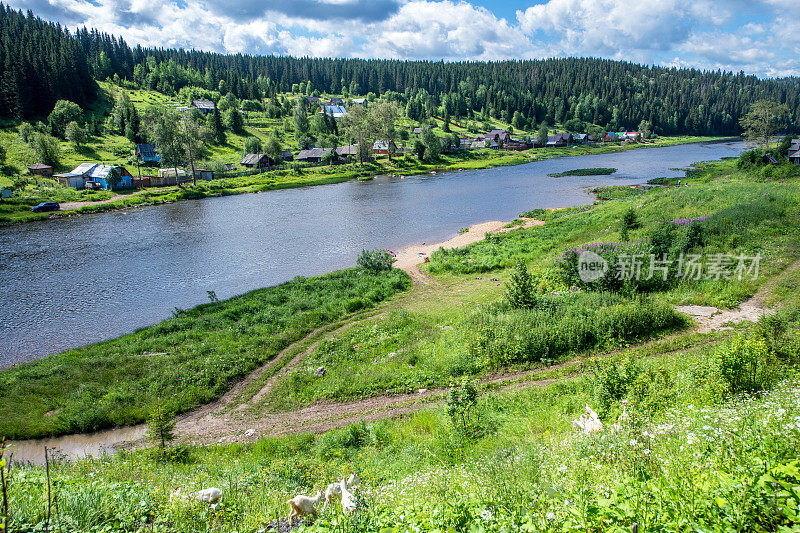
[0,140,745,365]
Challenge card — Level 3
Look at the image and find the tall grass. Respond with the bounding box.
[0,268,410,439]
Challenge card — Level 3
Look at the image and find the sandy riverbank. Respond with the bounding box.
[392,218,544,274]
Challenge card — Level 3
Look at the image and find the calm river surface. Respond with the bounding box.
[0,141,744,366]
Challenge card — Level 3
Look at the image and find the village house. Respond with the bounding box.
[240,153,272,169]
[135,143,161,163]
[485,129,512,144]
[329,97,344,105]
[54,163,132,190]
[305,96,320,104]
[27,163,53,176]
[789,139,800,166]
[505,138,532,151]
[193,169,214,181]
[296,147,332,163]
[319,104,348,118]
[372,140,398,156]
[351,98,367,105]
[280,150,294,162]
[470,139,487,149]
[336,144,359,160]
[571,133,589,144]
[546,133,571,147]
[413,127,422,135]
[192,100,215,114]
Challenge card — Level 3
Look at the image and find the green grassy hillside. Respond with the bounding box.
[5,154,800,531]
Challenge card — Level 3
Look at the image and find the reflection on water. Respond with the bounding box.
[8,425,145,465]
[0,141,744,366]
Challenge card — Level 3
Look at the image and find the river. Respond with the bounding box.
[0,141,744,366]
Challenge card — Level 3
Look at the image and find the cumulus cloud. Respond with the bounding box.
[3,0,800,77]
[363,1,532,60]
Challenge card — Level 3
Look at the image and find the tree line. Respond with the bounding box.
[1,3,799,135]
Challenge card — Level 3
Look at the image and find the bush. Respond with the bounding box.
[47,99,82,138]
[504,261,535,310]
[620,207,640,241]
[469,293,685,368]
[446,379,478,437]
[649,222,676,258]
[717,333,778,394]
[243,136,262,154]
[31,133,61,166]
[357,249,394,273]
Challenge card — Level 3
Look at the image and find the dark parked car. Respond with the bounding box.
[31,202,60,213]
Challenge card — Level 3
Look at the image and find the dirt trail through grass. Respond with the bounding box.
[675,257,800,332]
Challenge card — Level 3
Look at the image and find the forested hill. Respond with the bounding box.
[2,3,799,135]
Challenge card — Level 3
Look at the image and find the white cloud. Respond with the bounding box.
[363,1,531,60]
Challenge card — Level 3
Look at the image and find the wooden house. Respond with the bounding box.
[192,100,215,114]
[240,153,271,169]
[27,163,53,176]
[296,147,331,163]
[372,140,397,156]
[485,129,511,144]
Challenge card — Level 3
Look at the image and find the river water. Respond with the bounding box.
[0,141,744,367]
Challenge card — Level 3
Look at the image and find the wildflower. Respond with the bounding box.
[546,512,556,520]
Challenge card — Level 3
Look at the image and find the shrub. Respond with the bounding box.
[243,136,262,154]
[47,99,82,138]
[504,261,535,310]
[649,222,676,258]
[716,333,778,394]
[620,207,640,241]
[469,293,684,368]
[31,133,61,166]
[146,403,176,458]
[357,249,394,273]
[593,357,640,415]
[446,379,478,437]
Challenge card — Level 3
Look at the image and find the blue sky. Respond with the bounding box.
[7,0,800,77]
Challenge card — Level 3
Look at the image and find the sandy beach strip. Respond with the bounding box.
[392,218,544,273]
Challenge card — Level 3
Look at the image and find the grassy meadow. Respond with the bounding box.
[4,149,800,532]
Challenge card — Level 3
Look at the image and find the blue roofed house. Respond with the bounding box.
[55,164,132,190]
[136,144,161,163]
[87,165,132,190]
[319,105,348,118]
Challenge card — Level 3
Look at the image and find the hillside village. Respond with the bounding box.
[3,91,670,195]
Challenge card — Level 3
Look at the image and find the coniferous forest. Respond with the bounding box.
[1,3,799,134]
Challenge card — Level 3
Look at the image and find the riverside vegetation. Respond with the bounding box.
[4,148,800,531]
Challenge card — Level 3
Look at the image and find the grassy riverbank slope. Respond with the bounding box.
[5,154,800,531]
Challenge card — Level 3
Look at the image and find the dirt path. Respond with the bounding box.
[173,314,379,434]
[675,257,800,333]
[59,195,124,211]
